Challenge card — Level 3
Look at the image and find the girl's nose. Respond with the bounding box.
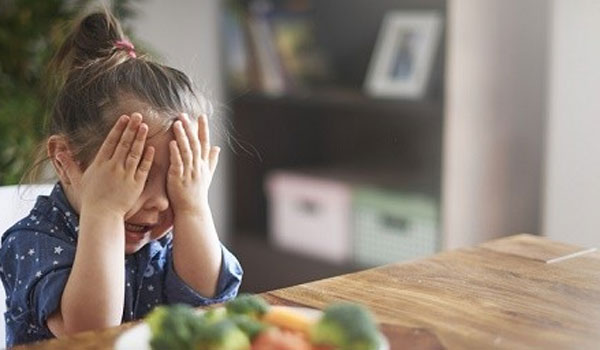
[144,190,169,212]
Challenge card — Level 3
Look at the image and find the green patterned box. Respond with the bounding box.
[352,187,439,267]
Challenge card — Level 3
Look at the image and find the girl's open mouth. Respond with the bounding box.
[125,222,155,242]
[125,222,151,233]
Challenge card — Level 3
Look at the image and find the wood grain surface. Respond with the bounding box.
[265,234,600,349]
[11,234,600,350]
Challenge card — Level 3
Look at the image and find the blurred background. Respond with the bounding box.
[1,0,599,293]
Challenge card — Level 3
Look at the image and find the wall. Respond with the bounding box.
[543,0,600,248]
[131,0,232,241]
[443,0,549,249]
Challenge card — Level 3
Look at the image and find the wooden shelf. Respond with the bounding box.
[228,88,443,119]
[223,0,446,240]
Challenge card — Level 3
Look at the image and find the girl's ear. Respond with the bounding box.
[47,135,80,185]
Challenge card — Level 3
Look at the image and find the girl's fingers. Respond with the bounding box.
[208,146,220,174]
[168,140,184,178]
[173,120,193,172]
[97,115,129,161]
[198,114,210,161]
[125,123,148,172]
[180,114,201,164]
[135,146,155,182]
[113,113,142,162]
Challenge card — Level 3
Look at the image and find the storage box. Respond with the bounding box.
[353,186,439,266]
[265,171,352,263]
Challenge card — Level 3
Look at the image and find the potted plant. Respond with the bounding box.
[0,0,145,185]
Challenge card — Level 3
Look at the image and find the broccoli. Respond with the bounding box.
[146,304,251,350]
[202,306,228,324]
[229,314,269,340]
[225,294,270,319]
[194,319,251,350]
[146,304,206,350]
[309,303,381,350]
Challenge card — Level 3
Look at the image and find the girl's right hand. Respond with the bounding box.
[57,113,155,218]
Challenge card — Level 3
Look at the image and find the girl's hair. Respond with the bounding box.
[26,8,212,181]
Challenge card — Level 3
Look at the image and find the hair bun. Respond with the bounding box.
[53,10,127,73]
[74,12,125,63]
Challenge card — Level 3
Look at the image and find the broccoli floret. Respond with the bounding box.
[194,319,251,350]
[225,294,270,319]
[147,304,206,350]
[202,306,228,324]
[309,303,381,350]
[147,305,251,350]
[229,314,269,340]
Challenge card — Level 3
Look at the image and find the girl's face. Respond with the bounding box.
[56,99,188,255]
[122,123,175,254]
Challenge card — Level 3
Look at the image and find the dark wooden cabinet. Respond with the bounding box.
[231,91,444,237]
[221,0,447,291]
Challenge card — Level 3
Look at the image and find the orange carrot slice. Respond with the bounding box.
[262,306,314,335]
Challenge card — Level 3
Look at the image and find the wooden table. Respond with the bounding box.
[13,234,600,350]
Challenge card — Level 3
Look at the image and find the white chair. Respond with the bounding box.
[0,184,55,233]
[0,184,55,344]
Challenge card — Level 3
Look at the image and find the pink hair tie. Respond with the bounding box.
[114,39,137,58]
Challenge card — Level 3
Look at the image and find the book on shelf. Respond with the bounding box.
[223,7,250,92]
[247,1,288,96]
[223,0,332,96]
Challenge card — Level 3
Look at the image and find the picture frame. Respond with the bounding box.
[364,11,443,99]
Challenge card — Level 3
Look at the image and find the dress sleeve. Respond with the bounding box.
[0,230,75,331]
[163,243,243,305]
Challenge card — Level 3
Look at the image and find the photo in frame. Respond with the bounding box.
[364,11,442,99]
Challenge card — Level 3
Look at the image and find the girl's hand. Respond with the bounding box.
[58,113,155,218]
[167,113,220,217]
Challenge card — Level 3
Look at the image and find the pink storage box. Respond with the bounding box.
[265,171,352,263]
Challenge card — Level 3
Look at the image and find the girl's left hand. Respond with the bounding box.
[167,113,220,217]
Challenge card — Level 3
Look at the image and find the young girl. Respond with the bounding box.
[0,10,242,347]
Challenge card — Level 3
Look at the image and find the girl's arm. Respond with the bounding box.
[47,114,154,335]
[167,114,223,297]
[172,204,222,298]
[57,210,126,333]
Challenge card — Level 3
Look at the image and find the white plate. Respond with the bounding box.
[114,306,389,350]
